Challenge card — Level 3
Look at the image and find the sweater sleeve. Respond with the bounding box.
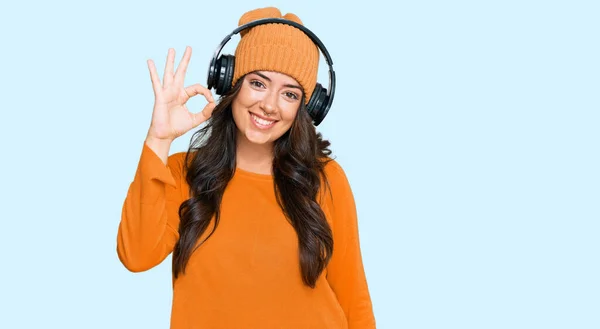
[116,141,186,272]
[324,161,376,329]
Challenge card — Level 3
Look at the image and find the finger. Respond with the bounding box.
[163,48,175,87]
[174,46,192,85]
[193,102,217,127]
[184,83,215,103]
[147,59,161,94]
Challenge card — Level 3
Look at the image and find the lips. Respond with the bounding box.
[250,112,277,129]
[250,112,277,122]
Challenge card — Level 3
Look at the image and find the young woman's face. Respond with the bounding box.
[231,71,303,146]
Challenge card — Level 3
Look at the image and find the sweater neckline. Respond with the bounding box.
[234,166,274,181]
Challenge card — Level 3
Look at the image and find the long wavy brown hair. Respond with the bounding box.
[172,74,335,288]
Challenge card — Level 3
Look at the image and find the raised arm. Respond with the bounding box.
[116,141,186,272]
[117,46,215,272]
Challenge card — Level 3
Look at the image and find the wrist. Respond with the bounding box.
[145,134,173,148]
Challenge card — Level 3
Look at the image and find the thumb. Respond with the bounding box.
[192,102,217,128]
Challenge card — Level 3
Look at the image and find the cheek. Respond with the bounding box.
[279,104,300,124]
[231,103,243,127]
[231,89,257,122]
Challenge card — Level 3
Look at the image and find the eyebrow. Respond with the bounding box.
[253,72,303,91]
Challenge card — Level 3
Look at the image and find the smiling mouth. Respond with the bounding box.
[250,112,277,129]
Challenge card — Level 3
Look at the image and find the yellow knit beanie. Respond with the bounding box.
[232,7,320,103]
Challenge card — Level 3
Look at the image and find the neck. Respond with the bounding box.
[235,133,275,175]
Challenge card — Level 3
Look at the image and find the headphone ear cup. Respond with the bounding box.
[214,54,235,95]
[206,56,218,90]
[306,83,329,126]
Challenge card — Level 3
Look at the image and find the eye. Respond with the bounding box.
[284,91,299,100]
[249,80,265,88]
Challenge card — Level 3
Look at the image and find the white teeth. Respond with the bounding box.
[251,113,275,126]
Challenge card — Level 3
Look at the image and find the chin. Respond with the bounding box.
[245,133,273,145]
[239,124,276,145]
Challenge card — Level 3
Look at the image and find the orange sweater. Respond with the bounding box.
[117,141,376,328]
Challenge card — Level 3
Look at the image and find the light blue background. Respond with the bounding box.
[1,0,598,328]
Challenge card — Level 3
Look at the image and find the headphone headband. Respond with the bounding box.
[208,17,336,124]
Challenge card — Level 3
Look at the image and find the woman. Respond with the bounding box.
[117,7,376,329]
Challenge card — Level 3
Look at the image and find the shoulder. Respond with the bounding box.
[318,158,358,228]
[322,157,350,185]
[319,157,355,203]
[166,150,192,175]
[168,150,188,164]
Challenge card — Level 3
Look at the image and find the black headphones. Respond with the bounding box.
[206,18,336,126]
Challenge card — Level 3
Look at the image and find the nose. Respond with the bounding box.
[259,89,278,116]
